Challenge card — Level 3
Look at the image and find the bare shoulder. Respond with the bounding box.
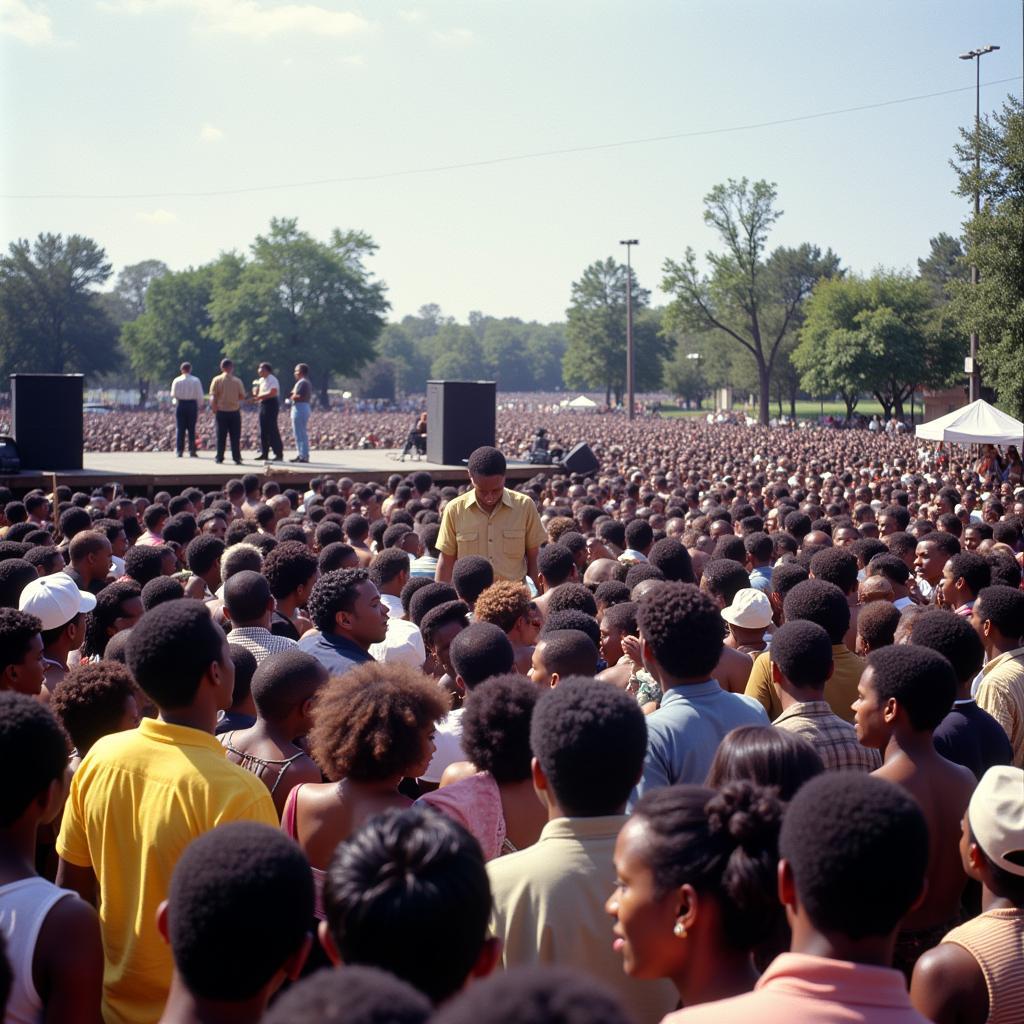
[911,941,987,1024]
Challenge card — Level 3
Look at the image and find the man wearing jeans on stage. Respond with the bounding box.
[289,363,312,463]
[209,358,246,465]
[170,362,203,458]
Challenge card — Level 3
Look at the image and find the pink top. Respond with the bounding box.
[663,953,931,1024]
[281,784,326,921]
[416,771,508,861]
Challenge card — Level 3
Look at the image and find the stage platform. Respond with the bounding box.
[0,449,550,496]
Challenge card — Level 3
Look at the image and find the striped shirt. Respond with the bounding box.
[941,907,1024,1024]
[976,648,1024,768]
[773,700,881,772]
[226,625,296,664]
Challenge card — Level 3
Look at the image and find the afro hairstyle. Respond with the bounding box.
[909,610,984,685]
[50,660,138,755]
[0,691,68,827]
[530,677,646,817]
[856,600,900,652]
[461,674,538,784]
[449,622,515,689]
[865,645,957,732]
[780,773,928,940]
[545,582,597,618]
[536,629,599,680]
[637,582,723,679]
[975,585,1024,640]
[126,599,227,710]
[781,579,850,644]
[770,620,833,689]
[646,538,695,583]
[540,609,600,649]
[451,556,495,606]
[809,547,859,594]
[167,822,313,1000]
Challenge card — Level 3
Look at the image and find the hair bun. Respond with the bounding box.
[706,780,783,852]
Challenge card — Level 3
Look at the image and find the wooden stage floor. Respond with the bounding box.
[0,449,548,495]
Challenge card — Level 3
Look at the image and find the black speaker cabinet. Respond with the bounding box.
[10,374,84,470]
[560,442,600,476]
[426,380,496,465]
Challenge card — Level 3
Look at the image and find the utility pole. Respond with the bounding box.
[958,44,999,402]
[619,239,638,420]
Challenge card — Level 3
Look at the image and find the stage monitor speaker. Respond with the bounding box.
[10,374,84,470]
[426,380,496,466]
[560,442,599,476]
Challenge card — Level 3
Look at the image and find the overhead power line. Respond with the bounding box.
[4,75,1021,201]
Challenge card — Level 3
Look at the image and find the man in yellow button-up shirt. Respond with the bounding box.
[436,446,546,584]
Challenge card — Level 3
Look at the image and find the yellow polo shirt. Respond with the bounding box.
[744,644,865,723]
[57,717,277,1024]
[209,373,246,413]
[437,487,546,582]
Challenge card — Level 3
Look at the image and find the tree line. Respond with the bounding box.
[1,96,1020,420]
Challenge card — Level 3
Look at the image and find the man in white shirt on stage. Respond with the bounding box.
[170,362,204,458]
[253,362,284,462]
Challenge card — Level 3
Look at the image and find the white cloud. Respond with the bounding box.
[199,121,224,141]
[98,0,371,38]
[1,0,55,44]
[136,208,178,224]
[432,26,472,45]
[397,8,423,23]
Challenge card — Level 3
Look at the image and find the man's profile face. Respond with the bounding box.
[344,581,389,646]
[471,472,505,514]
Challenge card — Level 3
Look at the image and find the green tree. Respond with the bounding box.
[209,218,389,405]
[794,273,961,420]
[662,178,841,424]
[481,319,536,390]
[662,333,709,409]
[120,262,223,406]
[563,257,667,406]
[0,233,120,378]
[377,323,433,395]
[917,232,968,302]
[429,324,486,379]
[947,96,1024,418]
[525,323,567,390]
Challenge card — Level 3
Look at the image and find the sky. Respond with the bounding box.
[1,0,1022,324]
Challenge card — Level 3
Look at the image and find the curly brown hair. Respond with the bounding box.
[50,661,139,755]
[545,516,578,543]
[473,580,530,634]
[309,662,449,782]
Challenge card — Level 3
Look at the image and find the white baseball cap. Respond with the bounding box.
[968,766,1024,877]
[18,573,96,631]
[721,589,773,630]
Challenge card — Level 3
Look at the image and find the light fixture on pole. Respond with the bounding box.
[619,239,639,421]
[958,43,999,403]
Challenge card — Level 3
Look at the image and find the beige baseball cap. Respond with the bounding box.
[18,573,96,631]
[720,589,773,629]
[968,766,1024,877]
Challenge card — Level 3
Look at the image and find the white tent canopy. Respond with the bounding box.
[567,394,598,409]
[916,399,1024,447]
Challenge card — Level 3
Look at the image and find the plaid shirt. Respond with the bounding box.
[773,700,881,773]
[226,625,296,664]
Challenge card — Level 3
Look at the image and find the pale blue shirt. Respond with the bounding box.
[630,679,769,808]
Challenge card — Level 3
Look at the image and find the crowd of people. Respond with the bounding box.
[0,424,1023,1024]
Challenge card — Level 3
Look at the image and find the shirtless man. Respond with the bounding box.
[853,644,976,981]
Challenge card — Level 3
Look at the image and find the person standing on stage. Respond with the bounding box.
[209,358,247,465]
[170,361,203,458]
[288,363,312,463]
[253,362,284,462]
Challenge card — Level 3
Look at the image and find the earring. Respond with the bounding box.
[673,921,687,939]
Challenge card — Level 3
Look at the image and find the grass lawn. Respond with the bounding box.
[658,398,921,421]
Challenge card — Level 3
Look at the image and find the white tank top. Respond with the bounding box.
[0,877,75,1024]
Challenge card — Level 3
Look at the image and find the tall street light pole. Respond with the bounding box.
[958,43,999,403]
[620,239,638,421]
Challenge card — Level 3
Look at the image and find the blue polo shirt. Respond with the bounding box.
[297,630,374,677]
[630,680,768,807]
